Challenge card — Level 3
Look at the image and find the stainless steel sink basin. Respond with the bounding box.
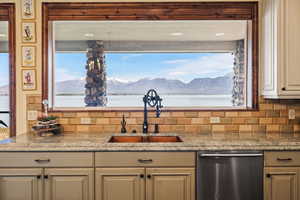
[108,135,183,143]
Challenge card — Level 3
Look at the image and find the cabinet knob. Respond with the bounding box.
[140,174,144,178]
[44,175,49,179]
[37,175,41,179]
[147,175,151,179]
[266,174,271,178]
[282,87,286,91]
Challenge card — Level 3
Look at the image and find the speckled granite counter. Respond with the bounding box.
[0,132,300,151]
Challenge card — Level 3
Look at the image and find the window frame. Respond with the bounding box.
[0,4,16,136]
[42,2,259,112]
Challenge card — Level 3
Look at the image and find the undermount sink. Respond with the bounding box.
[147,136,183,143]
[108,135,183,143]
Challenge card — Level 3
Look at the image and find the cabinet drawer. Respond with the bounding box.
[95,152,195,167]
[265,151,300,166]
[0,152,94,167]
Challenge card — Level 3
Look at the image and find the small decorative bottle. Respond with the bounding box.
[121,115,127,134]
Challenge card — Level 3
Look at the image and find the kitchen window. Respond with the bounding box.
[43,2,258,111]
[0,4,15,137]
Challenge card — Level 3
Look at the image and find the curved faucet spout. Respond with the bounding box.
[142,89,163,134]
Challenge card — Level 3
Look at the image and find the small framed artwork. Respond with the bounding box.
[22,0,35,19]
[22,69,37,91]
[22,22,36,43]
[22,46,36,67]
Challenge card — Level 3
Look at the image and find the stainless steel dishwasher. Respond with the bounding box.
[197,151,263,200]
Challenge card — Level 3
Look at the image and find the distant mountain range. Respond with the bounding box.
[0,74,233,95]
[56,74,233,95]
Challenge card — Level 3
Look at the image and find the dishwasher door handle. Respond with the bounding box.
[199,153,263,157]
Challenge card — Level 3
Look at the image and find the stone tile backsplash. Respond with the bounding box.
[27,95,300,135]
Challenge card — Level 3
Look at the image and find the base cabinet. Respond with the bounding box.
[264,152,300,200]
[0,152,195,200]
[95,168,145,200]
[265,168,299,200]
[45,168,94,200]
[0,168,43,200]
[146,168,195,200]
[96,168,195,200]
[0,168,93,200]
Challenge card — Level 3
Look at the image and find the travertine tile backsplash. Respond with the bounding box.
[27,95,300,135]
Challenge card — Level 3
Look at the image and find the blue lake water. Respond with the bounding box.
[55,94,233,107]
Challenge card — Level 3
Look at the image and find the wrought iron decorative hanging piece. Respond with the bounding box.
[0,120,8,128]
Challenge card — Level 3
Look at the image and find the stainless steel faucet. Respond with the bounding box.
[143,89,163,134]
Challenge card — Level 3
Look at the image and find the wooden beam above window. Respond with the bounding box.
[45,2,256,20]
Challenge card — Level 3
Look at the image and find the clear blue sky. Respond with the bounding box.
[55,52,234,83]
[0,52,234,86]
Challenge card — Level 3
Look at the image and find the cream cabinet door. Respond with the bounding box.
[0,168,43,200]
[146,168,195,200]
[265,167,299,200]
[44,168,94,200]
[95,168,145,200]
[280,0,300,93]
[262,0,300,98]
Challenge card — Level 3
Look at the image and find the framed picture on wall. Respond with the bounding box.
[22,46,36,67]
[22,0,35,19]
[22,69,37,91]
[22,22,36,43]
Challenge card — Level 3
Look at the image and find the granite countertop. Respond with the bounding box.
[0,132,300,152]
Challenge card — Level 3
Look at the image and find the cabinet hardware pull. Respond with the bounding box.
[44,175,49,179]
[266,174,271,178]
[34,159,50,163]
[147,175,151,179]
[277,158,292,161]
[140,174,145,178]
[37,175,41,179]
[282,87,286,91]
[138,159,153,163]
